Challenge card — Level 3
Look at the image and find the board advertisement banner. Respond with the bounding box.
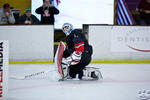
[111,26,150,52]
[0,40,9,99]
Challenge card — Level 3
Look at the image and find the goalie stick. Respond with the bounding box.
[9,70,55,80]
[10,41,66,80]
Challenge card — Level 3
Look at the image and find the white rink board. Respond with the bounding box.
[88,25,150,60]
[111,26,150,52]
[0,25,54,61]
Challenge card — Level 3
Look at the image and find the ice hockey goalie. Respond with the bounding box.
[55,23,102,81]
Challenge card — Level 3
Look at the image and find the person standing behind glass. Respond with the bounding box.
[136,0,150,25]
[35,0,59,24]
[0,3,15,24]
[18,8,40,24]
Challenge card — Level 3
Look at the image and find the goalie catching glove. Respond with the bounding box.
[62,51,82,66]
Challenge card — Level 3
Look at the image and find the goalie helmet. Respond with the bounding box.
[62,23,73,36]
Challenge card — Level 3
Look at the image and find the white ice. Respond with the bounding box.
[7,64,150,100]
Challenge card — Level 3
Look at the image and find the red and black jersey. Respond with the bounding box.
[65,29,92,55]
[63,30,93,78]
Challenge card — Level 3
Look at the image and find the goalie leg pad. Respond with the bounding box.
[61,64,69,78]
[83,67,103,79]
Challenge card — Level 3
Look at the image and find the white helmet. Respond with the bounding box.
[62,23,73,36]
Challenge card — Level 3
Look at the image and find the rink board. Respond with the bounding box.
[87,25,150,60]
[0,25,54,61]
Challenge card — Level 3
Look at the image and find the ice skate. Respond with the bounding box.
[83,67,103,80]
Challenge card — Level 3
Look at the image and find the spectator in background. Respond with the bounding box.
[136,0,150,25]
[0,3,15,24]
[18,8,40,24]
[35,0,59,24]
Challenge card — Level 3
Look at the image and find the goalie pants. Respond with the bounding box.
[64,45,92,79]
[69,52,91,79]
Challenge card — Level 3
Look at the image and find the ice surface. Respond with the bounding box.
[7,64,150,100]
